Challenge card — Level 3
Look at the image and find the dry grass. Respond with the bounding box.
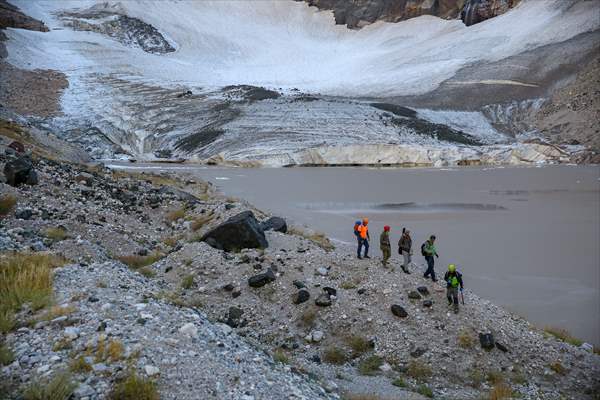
[0,253,65,333]
[162,235,179,248]
[117,252,163,270]
[457,329,475,348]
[22,372,76,400]
[358,355,383,376]
[486,370,505,385]
[42,304,77,321]
[323,347,348,365]
[190,213,214,232]
[549,361,567,375]
[489,382,514,400]
[416,384,434,398]
[69,356,92,373]
[52,338,72,352]
[272,349,289,364]
[288,226,335,251]
[138,267,156,278]
[299,308,317,327]
[0,343,15,365]
[44,227,69,242]
[108,371,159,400]
[340,278,361,290]
[345,335,372,356]
[407,360,432,381]
[107,339,125,361]
[165,206,187,223]
[543,326,583,346]
[391,377,407,388]
[0,194,17,217]
[181,275,195,290]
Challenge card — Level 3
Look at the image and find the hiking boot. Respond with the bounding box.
[357,255,362,259]
[364,255,371,259]
[453,306,459,314]
[447,298,453,306]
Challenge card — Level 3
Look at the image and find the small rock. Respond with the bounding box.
[293,280,306,289]
[311,330,324,342]
[408,291,421,300]
[495,342,509,352]
[391,304,408,318]
[410,347,427,358]
[226,306,244,328]
[581,342,594,352]
[64,327,80,340]
[15,209,33,220]
[179,323,198,338]
[315,293,332,307]
[144,365,160,376]
[292,289,310,305]
[479,333,495,350]
[248,268,276,288]
[416,286,429,296]
[423,300,433,308]
[316,267,329,276]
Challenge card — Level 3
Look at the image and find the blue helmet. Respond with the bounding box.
[355,220,361,225]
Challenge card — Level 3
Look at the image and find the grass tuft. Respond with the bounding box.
[22,372,76,400]
[44,227,69,242]
[108,371,159,400]
[117,252,163,270]
[288,226,335,251]
[543,326,583,346]
[181,275,195,290]
[190,213,214,232]
[457,329,475,348]
[0,343,15,365]
[391,377,407,388]
[0,194,17,217]
[138,267,156,278]
[549,361,567,375]
[272,349,289,364]
[0,253,65,333]
[407,360,432,381]
[416,384,434,398]
[323,347,348,365]
[165,207,186,223]
[489,382,513,400]
[345,335,372,357]
[299,308,317,327]
[69,356,92,373]
[358,355,383,376]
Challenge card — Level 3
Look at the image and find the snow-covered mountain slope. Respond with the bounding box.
[2,0,599,164]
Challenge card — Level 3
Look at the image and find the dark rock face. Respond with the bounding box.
[461,0,519,26]
[59,8,175,54]
[391,304,408,318]
[0,0,49,32]
[3,154,38,186]
[417,286,430,296]
[248,268,276,288]
[479,332,495,350]
[408,291,422,300]
[202,211,268,252]
[292,289,310,304]
[226,306,244,328]
[302,0,518,29]
[260,217,287,233]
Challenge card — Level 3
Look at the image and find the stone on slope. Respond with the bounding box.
[260,216,287,233]
[479,332,495,350]
[417,286,430,296]
[202,211,268,252]
[248,268,276,288]
[4,154,38,186]
[292,289,310,304]
[315,293,332,307]
[391,304,408,318]
[408,291,422,300]
[226,306,244,328]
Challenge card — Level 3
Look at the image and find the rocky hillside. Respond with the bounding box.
[1,120,599,399]
[302,0,519,28]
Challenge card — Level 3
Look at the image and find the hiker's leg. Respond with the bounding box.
[446,287,453,305]
[363,240,369,257]
[430,258,437,281]
[424,256,433,277]
[357,239,363,258]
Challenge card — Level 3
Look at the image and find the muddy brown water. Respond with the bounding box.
[111,163,600,345]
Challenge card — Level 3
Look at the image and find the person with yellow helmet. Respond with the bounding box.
[356,218,370,259]
[444,264,464,313]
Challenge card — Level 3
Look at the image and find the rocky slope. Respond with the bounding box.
[302,0,519,28]
[1,121,599,399]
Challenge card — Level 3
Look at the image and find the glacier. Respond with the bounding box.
[3,0,599,164]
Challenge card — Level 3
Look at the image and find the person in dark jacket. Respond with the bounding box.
[398,228,412,274]
[422,235,439,282]
[380,225,391,267]
[444,264,464,313]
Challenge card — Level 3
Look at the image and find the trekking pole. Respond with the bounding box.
[460,290,465,305]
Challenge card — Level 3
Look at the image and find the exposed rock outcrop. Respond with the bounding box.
[202,210,268,252]
[0,0,48,32]
[302,0,519,28]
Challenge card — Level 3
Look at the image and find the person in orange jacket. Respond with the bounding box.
[357,218,370,259]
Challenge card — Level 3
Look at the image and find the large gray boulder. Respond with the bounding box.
[3,154,38,187]
[260,216,287,233]
[202,211,268,252]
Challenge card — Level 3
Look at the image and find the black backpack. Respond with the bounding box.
[421,242,427,256]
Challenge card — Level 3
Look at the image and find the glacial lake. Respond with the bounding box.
[110,163,600,345]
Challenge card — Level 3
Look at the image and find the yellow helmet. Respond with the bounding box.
[448,264,456,272]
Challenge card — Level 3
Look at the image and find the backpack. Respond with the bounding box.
[353,223,360,237]
[421,242,427,256]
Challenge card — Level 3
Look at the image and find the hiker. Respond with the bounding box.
[421,235,439,282]
[380,225,391,267]
[398,228,412,274]
[357,218,370,259]
[444,264,464,313]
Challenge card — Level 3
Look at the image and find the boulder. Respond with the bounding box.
[4,155,38,186]
[408,291,422,300]
[202,211,268,252]
[416,286,429,296]
[226,306,244,328]
[292,289,310,304]
[260,216,287,233]
[391,304,408,318]
[479,333,495,350]
[248,268,276,288]
[315,293,332,307]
